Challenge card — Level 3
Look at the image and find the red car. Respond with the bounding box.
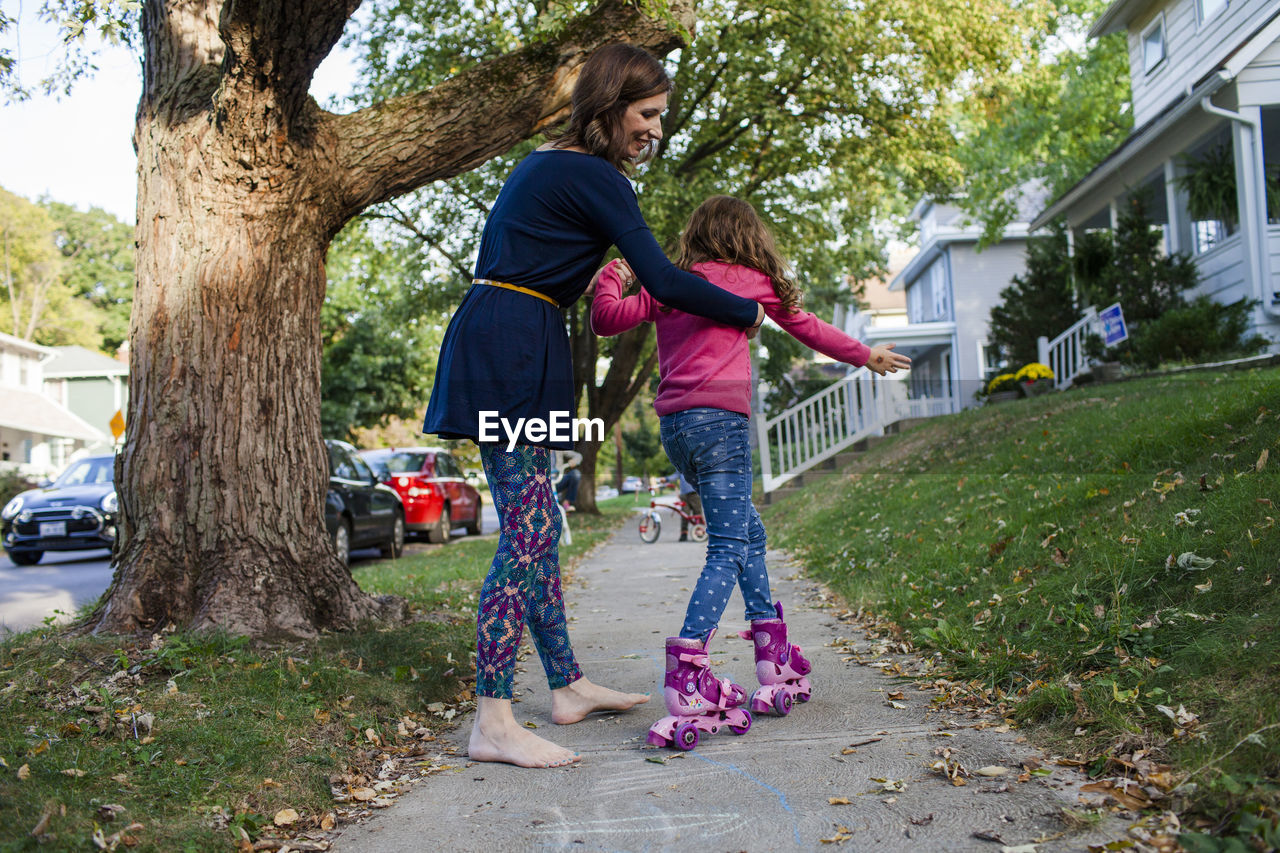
[359,447,482,543]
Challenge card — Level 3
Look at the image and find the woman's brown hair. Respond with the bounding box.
[674,196,802,314]
[550,43,673,172]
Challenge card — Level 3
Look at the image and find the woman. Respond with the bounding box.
[422,43,765,769]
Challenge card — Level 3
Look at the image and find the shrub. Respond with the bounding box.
[1127,296,1267,368]
[1,470,38,508]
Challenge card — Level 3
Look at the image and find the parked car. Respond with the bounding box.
[2,454,118,565]
[325,440,405,566]
[359,447,482,544]
[620,476,646,494]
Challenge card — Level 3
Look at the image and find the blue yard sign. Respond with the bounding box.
[1097,303,1128,346]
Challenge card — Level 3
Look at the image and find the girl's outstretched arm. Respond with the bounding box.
[590,259,658,336]
[762,291,911,374]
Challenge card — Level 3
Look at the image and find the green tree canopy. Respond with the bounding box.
[949,0,1132,244]
[44,199,135,352]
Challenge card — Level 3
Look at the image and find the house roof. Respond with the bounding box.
[0,330,55,360]
[1088,0,1154,39]
[1037,6,1280,229]
[44,345,129,379]
[0,386,106,442]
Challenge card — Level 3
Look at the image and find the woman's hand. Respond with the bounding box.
[865,343,911,376]
[586,258,634,298]
[746,304,766,340]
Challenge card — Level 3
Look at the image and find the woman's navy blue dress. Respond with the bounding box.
[422,149,758,449]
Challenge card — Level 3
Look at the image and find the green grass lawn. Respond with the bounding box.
[763,367,1279,843]
[0,500,633,851]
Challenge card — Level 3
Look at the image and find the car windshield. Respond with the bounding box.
[366,451,428,476]
[54,457,115,487]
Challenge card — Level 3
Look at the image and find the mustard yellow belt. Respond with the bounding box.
[474,278,560,308]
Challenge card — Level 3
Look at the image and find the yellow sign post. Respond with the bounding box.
[109,410,126,441]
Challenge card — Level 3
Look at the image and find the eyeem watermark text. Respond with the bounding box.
[478,411,605,451]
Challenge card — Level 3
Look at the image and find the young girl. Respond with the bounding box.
[591,195,910,746]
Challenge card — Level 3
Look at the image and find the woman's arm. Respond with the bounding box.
[591,260,657,336]
[614,228,762,329]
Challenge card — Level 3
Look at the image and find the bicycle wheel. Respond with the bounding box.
[690,521,708,543]
[638,510,661,543]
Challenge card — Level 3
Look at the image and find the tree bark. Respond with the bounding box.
[86,0,694,637]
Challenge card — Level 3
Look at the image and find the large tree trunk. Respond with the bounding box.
[85,0,694,637]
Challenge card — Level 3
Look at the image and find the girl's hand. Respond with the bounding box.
[865,343,911,376]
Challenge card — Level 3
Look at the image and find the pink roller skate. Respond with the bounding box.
[646,633,753,751]
[739,602,812,716]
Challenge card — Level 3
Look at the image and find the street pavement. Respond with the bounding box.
[0,502,501,634]
[332,523,1126,852]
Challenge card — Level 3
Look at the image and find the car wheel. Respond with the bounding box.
[9,550,43,566]
[427,506,451,544]
[333,520,351,566]
[464,498,482,536]
[380,512,405,559]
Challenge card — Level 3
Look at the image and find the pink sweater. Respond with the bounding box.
[591,261,871,416]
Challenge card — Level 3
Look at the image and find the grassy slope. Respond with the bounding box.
[763,367,1280,829]
[0,500,633,851]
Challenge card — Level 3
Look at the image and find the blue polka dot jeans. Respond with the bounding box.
[659,408,775,641]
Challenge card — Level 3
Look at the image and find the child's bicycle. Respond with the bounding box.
[638,496,707,544]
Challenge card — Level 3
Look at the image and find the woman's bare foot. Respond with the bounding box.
[550,677,650,725]
[468,697,580,768]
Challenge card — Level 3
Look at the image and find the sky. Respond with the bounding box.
[0,14,357,224]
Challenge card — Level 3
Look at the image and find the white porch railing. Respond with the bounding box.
[757,369,946,493]
[1037,307,1096,390]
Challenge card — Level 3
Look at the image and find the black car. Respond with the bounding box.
[325,439,405,565]
[2,455,118,565]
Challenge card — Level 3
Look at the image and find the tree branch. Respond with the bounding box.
[325,0,695,222]
[217,0,359,119]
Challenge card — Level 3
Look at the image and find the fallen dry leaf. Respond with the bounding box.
[273,808,300,826]
[350,787,376,802]
[828,797,851,805]
[976,766,1011,777]
[62,768,86,777]
[319,813,336,831]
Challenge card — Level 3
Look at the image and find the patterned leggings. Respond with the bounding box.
[475,444,582,699]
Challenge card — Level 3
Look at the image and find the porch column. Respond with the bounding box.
[1164,159,1191,255]
[1230,106,1272,305]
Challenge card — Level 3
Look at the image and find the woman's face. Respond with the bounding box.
[620,92,667,159]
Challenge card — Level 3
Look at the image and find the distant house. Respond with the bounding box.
[1033,0,1280,347]
[831,248,912,364]
[43,346,129,451]
[862,194,1041,410]
[0,332,106,477]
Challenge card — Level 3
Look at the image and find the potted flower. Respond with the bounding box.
[984,372,1020,404]
[1014,362,1055,396]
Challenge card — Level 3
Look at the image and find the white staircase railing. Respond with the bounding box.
[1037,307,1096,390]
[757,368,914,493]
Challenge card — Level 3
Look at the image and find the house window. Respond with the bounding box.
[19,358,29,387]
[1197,0,1227,24]
[930,262,949,321]
[1142,17,1166,74]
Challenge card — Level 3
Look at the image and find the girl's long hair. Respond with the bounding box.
[674,196,802,314]
[549,43,672,172]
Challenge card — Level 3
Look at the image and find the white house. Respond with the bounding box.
[0,331,105,478]
[1033,0,1280,347]
[862,195,1042,410]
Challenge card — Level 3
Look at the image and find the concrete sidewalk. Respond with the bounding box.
[333,522,1122,852]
